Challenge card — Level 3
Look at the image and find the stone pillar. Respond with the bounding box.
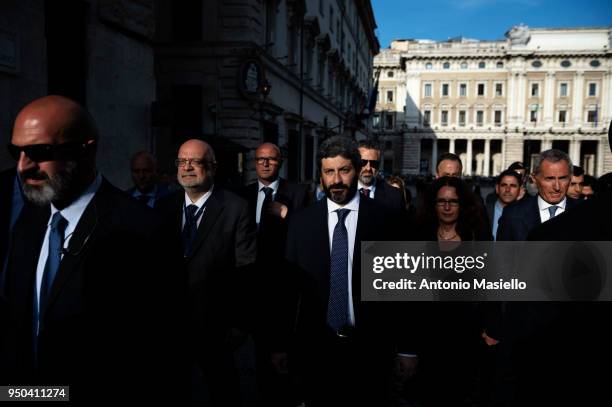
[484,138,491,177]
[597,138,604,177]
[466,138,473,176]
[572,71,585,127]
[449,138,455,154]
[544,72,555,127]
[569,139,581,167]
[431,138,438,175]
[541,138,552,151]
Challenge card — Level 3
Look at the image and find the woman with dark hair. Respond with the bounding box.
[417,176,491,241]
[413,176,491,406]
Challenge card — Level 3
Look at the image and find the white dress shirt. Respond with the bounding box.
[182,186,213,229]
[35,174,102,315]
[326,192,360,327]
[537,195,566,223]
[358,180,376,198]
[256,179,279,225]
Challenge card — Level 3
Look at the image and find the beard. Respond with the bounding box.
[323,181,357,205]
[20,163,76,206]
[359,170,374,186]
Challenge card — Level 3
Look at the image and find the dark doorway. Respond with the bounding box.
[171,85,203,147]
[45,0,87,104]
[287,129,301,181]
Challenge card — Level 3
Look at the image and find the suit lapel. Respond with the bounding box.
[41,180,113,319]
[187,188,224,261]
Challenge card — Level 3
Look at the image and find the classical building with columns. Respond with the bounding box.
[373,25,612,178]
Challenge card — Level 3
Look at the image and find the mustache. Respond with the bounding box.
[329,183,349,190]
[19,169,49,182]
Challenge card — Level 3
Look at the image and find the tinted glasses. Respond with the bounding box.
[361,159,380,169]
[7,142,89,163]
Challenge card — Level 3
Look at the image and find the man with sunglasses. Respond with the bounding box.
[357,140,406,212]
[156,138,257,407]
[1,95,185,403]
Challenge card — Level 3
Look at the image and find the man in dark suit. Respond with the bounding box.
[357,140,406,211]
[157,139,257,407]
[243,142,310,405]
[126,150,170,208]
[496,149,579,241]
[279,136,417,406]
[485,170,521,240]
[0,95,185,403]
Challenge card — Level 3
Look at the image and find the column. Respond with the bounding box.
[465,138,473,176]
[569,139,580,167]
[449,138,455,154]
[572,71,585,127]
[541,138,552,151]
[484,138,491,177]
[544,72,555,127]
[596,139,604,177]
[516,72,527,126]
[431,138,438,175]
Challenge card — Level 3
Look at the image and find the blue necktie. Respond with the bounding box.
[548,205,558,219]
[328,208,350,332]
[39,212,68,314]
[182,204,200,257]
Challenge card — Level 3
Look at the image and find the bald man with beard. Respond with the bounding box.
[0,95,186,403]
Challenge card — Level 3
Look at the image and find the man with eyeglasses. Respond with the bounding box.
[242,142,310,405]
[157,138,257,407]
[357,140,405,212]
[1,95,185,403]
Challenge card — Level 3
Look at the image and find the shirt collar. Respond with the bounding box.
[537,195,566,211]
[134,184,157,198]
[327,191,360,214]
[184,185,214,209]
[358,179,376,193]
[258,178,280,193]
[50,173,102,230]
[495,199,505,211]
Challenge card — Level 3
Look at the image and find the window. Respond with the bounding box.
[496,61,504,68]
[387,90,394,103]
[478,61,486,69]
[476,110,484,126]
[477,83,485,96]
[495,83,503,97]
[372,114,380,128]
[385,113,394,129]
[558,110,566,123]
[587,109,597,124]
[423,110,431,126]
[530,109,538,123]
[387,71,394,78]
[441,110,448,126]
[590,60,601,68]
[532,60,542,68]
[560,60,571,68]
[494,110,502,126]
[441,83,449,97]
[588,83,597,97]
[559,83,568,97]
[460,62,468,69]
[459,83,467,97]
[443,62,450,69]
[531,83,539,97]
[424,83,432,97]
[425,62,432,69]
[459,110,466,126]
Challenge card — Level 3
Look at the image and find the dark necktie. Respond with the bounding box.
[259,186,274,228]
[360,188,371,198]
[328,208,350,332]
[39,212,68,314]
[548,205,558,219]
[182,204,200,257]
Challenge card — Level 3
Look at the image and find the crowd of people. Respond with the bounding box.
[1,95,611,406]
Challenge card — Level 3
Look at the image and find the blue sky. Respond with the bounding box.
[372,0,612,48]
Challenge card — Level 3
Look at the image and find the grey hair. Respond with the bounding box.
[533,149,572,176]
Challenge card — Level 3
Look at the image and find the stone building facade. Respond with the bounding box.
[0,0,157,189]
[373,26,612,178]
[154,0,379,184]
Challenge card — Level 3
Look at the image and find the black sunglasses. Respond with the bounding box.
[7,142,90,162]
[361,159,380,169]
